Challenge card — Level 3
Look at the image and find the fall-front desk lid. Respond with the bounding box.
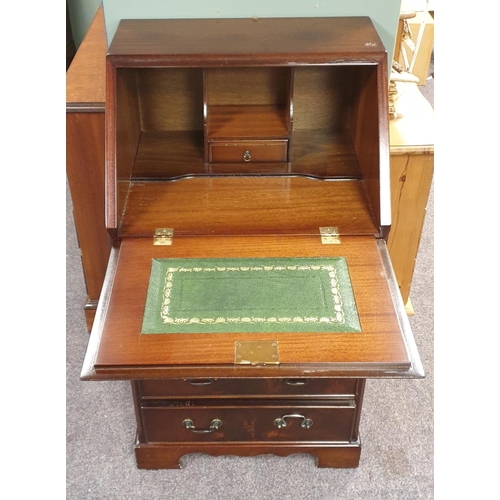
[81,236,423,380]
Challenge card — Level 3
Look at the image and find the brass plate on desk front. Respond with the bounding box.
[234,341,279,365]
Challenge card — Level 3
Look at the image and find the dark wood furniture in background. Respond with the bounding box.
[66,8,110,330]
[80,16,423,469]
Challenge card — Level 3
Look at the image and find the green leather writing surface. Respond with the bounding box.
[141,258,361,334]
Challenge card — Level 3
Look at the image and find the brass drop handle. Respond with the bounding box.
[243,150,251,162]
[186,379,215,386]
[182,418,222,433]
[283,378,309,386]
[274,414,313,429]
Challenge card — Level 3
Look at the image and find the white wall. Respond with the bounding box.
[67,0,102,48]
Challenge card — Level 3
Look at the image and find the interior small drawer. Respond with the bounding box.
[209,140,288,163]
[141,400,356,443]
[138,378,358,399]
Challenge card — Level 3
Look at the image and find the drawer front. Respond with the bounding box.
[209,140,288,163]
[139,378,358,399]
[141,402,356,443]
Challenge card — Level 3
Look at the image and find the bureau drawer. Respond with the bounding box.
[141,399,356,443]
[209,140,288,163]
[138,378,358,399]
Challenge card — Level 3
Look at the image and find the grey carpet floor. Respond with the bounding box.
[67,83,434,500]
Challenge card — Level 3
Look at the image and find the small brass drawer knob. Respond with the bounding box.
[243,150,251,162]
[274,414,313,429]
[182,418,222,433]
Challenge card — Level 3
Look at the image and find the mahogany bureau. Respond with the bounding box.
[80,16,424,469]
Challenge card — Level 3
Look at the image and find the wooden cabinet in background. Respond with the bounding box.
[66,8,110,330]
[388,81,434,307]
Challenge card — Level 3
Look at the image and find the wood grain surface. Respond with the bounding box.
[207,105,289,139]
[388,153,434,302]
[118,177,378,237]
[141,402,356,442]
[137,68,204,132]
[205,67,289,106]
[134,442,362,469]
[291,130,362,178]
[133,131,206,178]
[66,113,110,300]
[107,17,385,64]
[84,235,411,378]
[137,378,358,399]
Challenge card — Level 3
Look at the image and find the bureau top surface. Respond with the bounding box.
[108,17,386,64]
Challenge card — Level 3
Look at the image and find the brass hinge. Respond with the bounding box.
[154,228,174,245]
[234,341,280,366]
[319,227,340,244]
